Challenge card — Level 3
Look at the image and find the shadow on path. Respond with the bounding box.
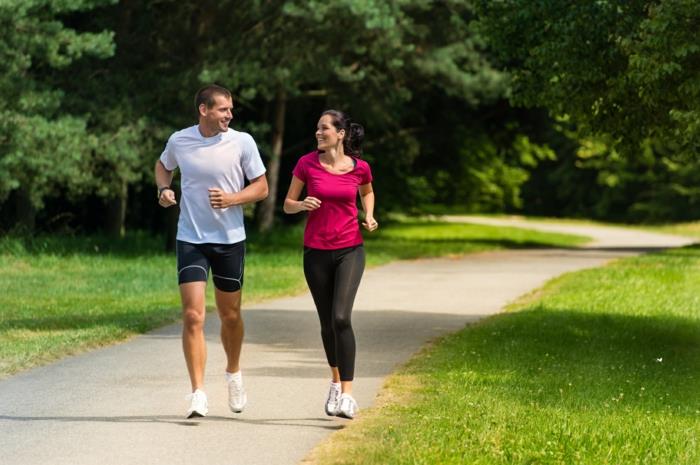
[0,414,342,430]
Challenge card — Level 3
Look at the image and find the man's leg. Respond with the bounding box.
[215,289,243,373]
[181,281,208,391]
[209,240,247,413]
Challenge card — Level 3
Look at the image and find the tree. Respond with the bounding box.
[476,0,700,156]
[200,0,510,229]
[476,0,700,220]
[0,0,115,230]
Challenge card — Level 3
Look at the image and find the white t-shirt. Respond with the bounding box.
[159,125,266,244]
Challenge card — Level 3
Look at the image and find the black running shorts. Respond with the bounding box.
[176,240,245,292]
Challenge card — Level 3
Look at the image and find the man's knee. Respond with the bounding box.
[183,307,205,329]
[219,305,242,327]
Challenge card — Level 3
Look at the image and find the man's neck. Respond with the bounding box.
[197,123,221,138]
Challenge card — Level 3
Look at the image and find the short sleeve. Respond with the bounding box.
[239,133,267,180]
[159,135,178,171]
[359,160,373,185]
[292,155,308,183]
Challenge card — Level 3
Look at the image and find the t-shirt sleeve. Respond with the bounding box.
[240,133,267,180]
[292,155,307,183]
[359,160,373,185]
[159,135,178,171]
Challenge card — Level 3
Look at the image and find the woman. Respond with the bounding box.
[283,110,378,419]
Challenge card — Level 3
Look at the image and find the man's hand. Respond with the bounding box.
[159,188,177,207]
[209,188,235,209]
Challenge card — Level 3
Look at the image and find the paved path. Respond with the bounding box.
[0,217,693,465]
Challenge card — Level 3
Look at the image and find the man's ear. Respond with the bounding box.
[198,103,207,117]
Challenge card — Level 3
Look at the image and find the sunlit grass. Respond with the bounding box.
[648,221,700,239]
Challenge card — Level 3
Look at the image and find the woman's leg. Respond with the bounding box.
[332,246,365,391]
[303,248,338,369]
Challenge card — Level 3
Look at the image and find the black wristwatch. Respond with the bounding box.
[157,186,172,199]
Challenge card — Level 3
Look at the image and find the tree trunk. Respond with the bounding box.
[105,181,127,238]
[13,187,36,232]
[257,87,286,232]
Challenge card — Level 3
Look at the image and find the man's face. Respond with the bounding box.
[200,94,233,134]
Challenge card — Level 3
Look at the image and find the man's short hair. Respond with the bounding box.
[194,84,232,113]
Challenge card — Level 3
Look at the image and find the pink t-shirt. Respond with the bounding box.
[292,151,373,250]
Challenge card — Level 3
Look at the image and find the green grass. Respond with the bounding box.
[0,219,586,379]
[645,221,700,239]
[307,246,700,465]
[363,219,589,264]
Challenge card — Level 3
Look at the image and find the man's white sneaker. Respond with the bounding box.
[337,393,359,419]
[324,381,341,416]
[227,376,247,413]
[186,389,208,418]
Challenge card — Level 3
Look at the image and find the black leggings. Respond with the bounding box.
[303,245,365,382]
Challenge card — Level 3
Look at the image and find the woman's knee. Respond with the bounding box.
[333,314,352,332]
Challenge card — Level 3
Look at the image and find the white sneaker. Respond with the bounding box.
[227,375,247,413]
[337,393,359,419]
[186,389,208,418]
[325,381,341,416]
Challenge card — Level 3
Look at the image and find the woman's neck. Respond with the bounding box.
[320,146,346,164]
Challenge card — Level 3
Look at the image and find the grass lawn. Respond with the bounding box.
[306,246,700,465]
[648,221,700,239]
[0,219,587,378]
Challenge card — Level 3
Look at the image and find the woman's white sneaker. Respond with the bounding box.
[337,393,359,419]
[325,381,341,416]
[186,389,208,418]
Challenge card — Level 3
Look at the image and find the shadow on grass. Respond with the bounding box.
[425,307,700,415]
[0,232,171,257]
[0,219,587,259]
[1,308,181,333]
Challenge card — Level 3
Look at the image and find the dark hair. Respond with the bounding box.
[321,109,364,157]
[194,84,232,115]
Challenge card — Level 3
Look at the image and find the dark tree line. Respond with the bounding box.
[2,0,699,237]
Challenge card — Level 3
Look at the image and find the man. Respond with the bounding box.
[155,84,268,418]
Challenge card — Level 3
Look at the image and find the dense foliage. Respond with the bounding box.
[1,0,699,234]
[477,0,700,221]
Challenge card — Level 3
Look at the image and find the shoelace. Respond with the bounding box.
[340,396,357,413]
[327,385,341,404]
[186,391,207,410]
[228,380,244,396]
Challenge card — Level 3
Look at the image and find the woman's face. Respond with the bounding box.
[315,114,344,151]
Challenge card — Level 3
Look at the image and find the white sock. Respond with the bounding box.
[226,371,242,384]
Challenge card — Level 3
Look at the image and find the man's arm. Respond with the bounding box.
[155,160,177,207]
[208,174,269,209]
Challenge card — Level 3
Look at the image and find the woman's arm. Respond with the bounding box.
[359,183,378,231]
[284,175,321,214]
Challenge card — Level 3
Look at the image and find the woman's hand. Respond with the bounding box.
[300,196,322,211]
[362,216,378,232]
